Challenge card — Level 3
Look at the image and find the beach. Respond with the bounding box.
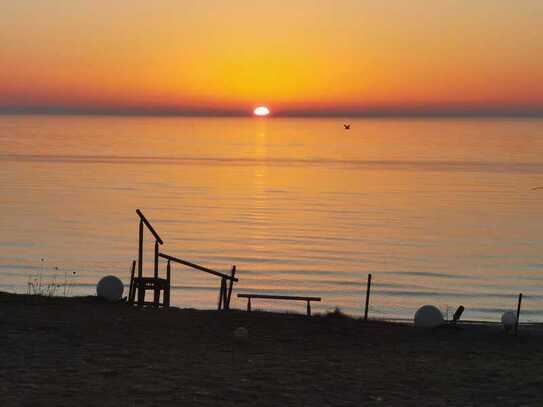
[1,292,542,406]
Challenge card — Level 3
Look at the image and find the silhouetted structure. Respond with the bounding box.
[364,273,372,321]
[158,253,237,311]
[128,209,169,307]
[452,305,465,324]
[128,209,238,310]
[237,293,321,316]
[515,293,523,335]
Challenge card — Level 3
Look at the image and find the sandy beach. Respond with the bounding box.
[1,292,542,406]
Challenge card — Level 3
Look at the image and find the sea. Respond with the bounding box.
[1,114,542,321]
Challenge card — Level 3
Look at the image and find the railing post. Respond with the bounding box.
[138,219,143,279]
[153,241,160,307]
[217,279,225,310]
[226,265,236,310]
[165,259,171,307]
[137,219,144,306]
[364,273,372,321]
[154,241,159,279]
[222,278,228,310]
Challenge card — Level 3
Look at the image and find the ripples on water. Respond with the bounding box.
[1,115,542,321]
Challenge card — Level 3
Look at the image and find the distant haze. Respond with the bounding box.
[1,1,543,116]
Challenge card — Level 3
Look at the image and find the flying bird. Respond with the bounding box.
[344,124,351,130]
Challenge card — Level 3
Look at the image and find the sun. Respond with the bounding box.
[253,106,270,116]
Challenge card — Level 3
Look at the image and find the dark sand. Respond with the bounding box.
[1,293,542,406]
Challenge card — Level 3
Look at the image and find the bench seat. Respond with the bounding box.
[237,293,321,316]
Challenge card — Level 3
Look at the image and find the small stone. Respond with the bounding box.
[234,326,249,343]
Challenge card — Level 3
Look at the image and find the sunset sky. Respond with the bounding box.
[1,1,542,116]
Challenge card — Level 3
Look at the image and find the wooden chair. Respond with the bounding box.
[128,209,170,308]
[129,261,171,308]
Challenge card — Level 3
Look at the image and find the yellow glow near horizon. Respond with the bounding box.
[0,1,542,114]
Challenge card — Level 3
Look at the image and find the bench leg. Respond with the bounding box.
[307,300,311,317]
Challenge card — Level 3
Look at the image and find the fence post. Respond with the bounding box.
[515,293,523,335]
[364,273,372,321]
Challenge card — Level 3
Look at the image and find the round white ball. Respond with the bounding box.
[501,311,517,328]
[233,327,249,343]
[96,275,124,301]
[414,305,444,328]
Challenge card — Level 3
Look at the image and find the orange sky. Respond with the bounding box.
[1,1,542,115]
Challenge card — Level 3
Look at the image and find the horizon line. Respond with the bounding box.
[1,106,543,119]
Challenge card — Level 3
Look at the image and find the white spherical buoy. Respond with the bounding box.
[233,327,249,344]
[414,305,444,328]
[96,275,124,301]
[501,311,517,330]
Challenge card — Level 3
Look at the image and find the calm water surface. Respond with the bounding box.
[1,115,542,321]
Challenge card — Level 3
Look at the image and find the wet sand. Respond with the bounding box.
[1,293,542,406]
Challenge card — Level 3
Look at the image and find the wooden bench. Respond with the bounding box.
[237,293,321,316]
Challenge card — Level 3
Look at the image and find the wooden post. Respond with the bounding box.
[226,265,236,310]
[217,279,225,310]
[247,297,251,312]
[128,260,136,304]
[153,241,160,307]
[164,259,171,307]
[138,219,143,278]
[515,293,523,335]
[154,241,159,279]
[222,278,228,310]
[306,300,311,317]
[137,219,144,307]
[364,273,372,321]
